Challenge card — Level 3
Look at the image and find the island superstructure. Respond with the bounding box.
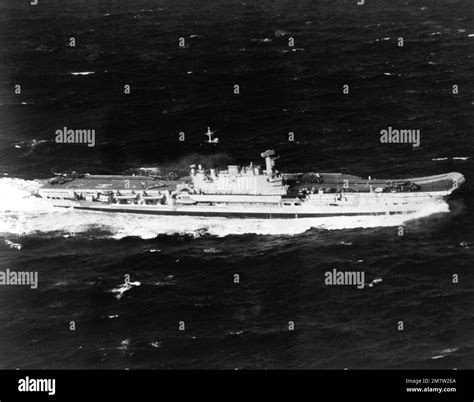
[36,140,465,219]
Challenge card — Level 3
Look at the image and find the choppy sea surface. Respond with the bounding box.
[0,0,473,369]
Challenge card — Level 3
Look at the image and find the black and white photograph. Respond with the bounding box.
[0,0,472,399]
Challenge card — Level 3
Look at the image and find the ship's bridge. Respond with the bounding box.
[190,150,288,195]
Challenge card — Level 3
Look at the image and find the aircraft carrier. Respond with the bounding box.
[36,131,465,219]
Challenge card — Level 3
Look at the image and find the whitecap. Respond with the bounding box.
[13,139,47,149]
[4,239,22,250]
[154,275,175,287]
[203,247,222,253]
[431,347,458,359]
[110,280,140,300]
[440,347,458,354]
[339,241,352,246]
[70,71,95,76]
[251,38,272,43]
[368,278,383,287]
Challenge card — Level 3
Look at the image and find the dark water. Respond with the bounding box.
[0,0,473,369]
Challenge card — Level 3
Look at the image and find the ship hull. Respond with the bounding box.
[69,206,418,218]
[47,197,444,219]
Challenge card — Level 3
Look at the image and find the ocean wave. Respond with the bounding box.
[0,178,53,214]
[432,156,470,161]
[431,347,458,359]
[154,275,175,287]
[70,71,95,76]
[0,178,451,239]
[274,30,288,37]
[368,278,383,287]
[203,247,223,254]
[109,280,141,300]
[13,139,48,150]
[250,38,272,43]
[117,339,129,351]
[4,239,22,250]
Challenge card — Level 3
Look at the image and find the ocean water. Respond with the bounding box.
[0,0,473,369]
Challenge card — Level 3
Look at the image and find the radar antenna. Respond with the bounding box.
[260,150,279,176]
